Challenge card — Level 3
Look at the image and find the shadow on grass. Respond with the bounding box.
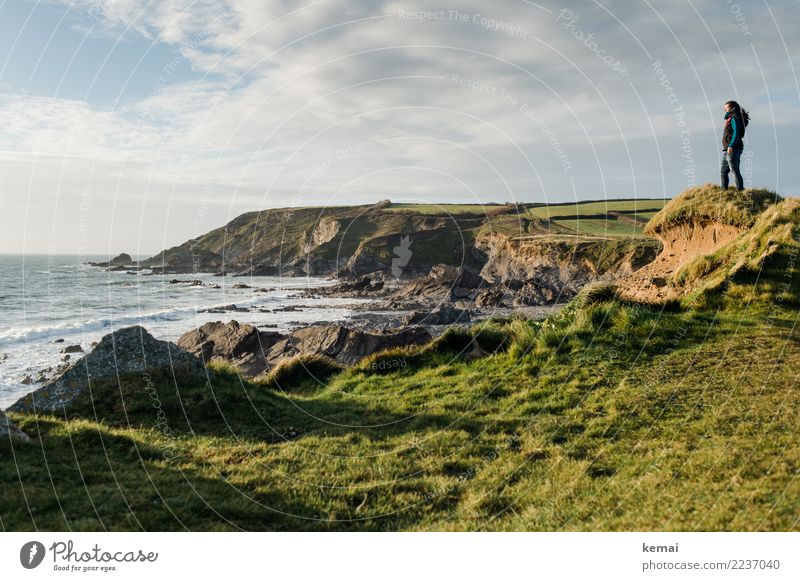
[11,364,486,444]
[0,420,438,531]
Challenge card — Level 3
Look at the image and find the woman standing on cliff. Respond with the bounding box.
[720,100,749,191]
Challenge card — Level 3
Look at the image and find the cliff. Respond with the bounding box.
[138,200,664,287]
[615,184,795,304]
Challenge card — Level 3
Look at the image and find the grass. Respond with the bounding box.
[509,199,669,238]
[175,199,668,272]
[554,218,645,238]
[385,203,511,216]
[646,184,780,235]
[3,291,798,531]
[2,189,798,531]
[258,354,343,393]
[524,199,667,220]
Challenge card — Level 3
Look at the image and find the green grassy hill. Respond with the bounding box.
[2,187,797,531]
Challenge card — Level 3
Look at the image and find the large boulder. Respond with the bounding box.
[266,325,432,368]
[109,252,133,267]
[0,409,29,441]
[177,321,284,376]
[8,326,206,414]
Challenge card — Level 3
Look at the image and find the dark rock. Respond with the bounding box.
[141,248,223,274]
[21,375,33,385]
[109,253,133,267]
[88,252,133,268]
[475,287,510,308]
[201,304,243,313]
[177,320,285,377]
[313,276,386,298]
[265,325,432,368]
[451,287,472,299]
[231,283,251,289]
[512,279,567,306]
[392,277,449,302]
[0,409,30,441]
[236,265,278,276]
[429,264,485,289]
[392,265,486,304]
[53,338,65,344]
[342,276,371,291]
[405,305,470,326]
[61,344,83,354]
[33,370,50,383]
[8,326,206,414]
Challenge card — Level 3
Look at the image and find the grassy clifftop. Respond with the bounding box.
[2,188,798,531]
[141,199,667,276]
[646,184,780,235]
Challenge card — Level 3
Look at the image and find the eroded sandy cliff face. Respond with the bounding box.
[477,232,660,302]
[616,222,743,303]
[614,184,786,304]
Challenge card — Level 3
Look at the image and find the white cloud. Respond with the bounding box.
[2,0,798,252]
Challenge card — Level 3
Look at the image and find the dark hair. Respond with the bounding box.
[725,100,750,125]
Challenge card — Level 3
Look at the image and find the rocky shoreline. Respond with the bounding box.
[7,260,568,414]
[9,240,628,412]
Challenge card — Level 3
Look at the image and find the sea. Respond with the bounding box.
[0,254,374,409]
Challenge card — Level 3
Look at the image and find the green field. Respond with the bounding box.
[386,199,669,237]
[522,199,667,237]
[385,203,510,215]
[524,199,668,220]
[384,200,669,226]
[553,219,645,238]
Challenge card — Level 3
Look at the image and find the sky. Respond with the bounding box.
[0,0,798,255]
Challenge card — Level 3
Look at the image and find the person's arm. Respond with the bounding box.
[727,116,738,150]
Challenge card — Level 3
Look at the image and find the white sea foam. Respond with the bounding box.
[0,255,364,408]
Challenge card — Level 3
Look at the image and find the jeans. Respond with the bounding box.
[721,148,743,190]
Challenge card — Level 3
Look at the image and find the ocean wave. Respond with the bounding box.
[0,297,263,346]
[0,291,355,346]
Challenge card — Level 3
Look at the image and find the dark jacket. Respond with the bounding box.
[722,110,745,150]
